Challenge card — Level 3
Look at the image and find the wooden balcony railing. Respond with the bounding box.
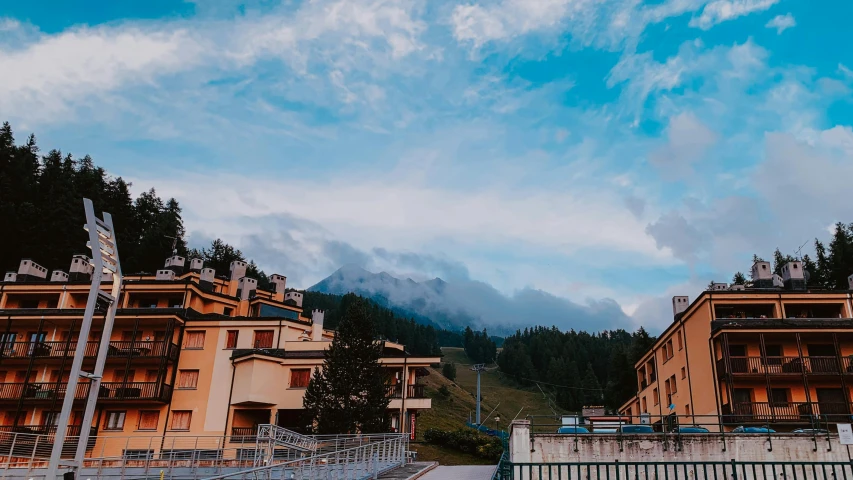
[722,401,853,423]
[0,382,172,402]
[386,385,403,399]
[718,356,853,376]
[0,425,97,437]
[407,384,426,399]
[0,340,178,361]
[230,426,258,441]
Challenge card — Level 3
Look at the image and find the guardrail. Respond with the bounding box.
[503,461,853,480]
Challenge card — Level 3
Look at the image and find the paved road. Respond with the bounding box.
[419,465,497,480]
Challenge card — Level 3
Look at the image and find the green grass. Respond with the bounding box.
[418,347,559,445]
[409,443,496,466]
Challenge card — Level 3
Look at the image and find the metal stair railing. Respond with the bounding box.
[256,425,318,452]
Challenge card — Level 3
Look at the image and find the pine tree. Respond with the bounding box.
[442,362,457,382]
[303,297,390,434]
[581,363,603,406]
[731,272,746,285]
[815,239,830,288]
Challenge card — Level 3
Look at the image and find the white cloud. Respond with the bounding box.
[689,0,778,30]
[648,112,718,179]
[451,0,584,48]
[765,13,795,34]
[840,64,853,80]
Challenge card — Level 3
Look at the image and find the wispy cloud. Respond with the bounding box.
[765,13,796,34]
[689,0,778,30]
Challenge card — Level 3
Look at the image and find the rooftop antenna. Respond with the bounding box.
[795,239,809,261]
[164,230,180,255]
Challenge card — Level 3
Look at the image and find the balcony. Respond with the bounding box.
[718,356,853,377]
[230,426,258,442]
[0,382,172,403]
[0,425,96,437]
[407,384,426,399]
[386,384,403,399]
[0,340,178,362]
[722,402,852,423]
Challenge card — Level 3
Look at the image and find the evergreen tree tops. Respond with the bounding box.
[303,296,390,434]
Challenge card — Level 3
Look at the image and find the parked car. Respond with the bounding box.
[792,428,829,434]
[618,425,655,433]
[557,426,590,434]
[732,426,775,433]
[671,426,710,433]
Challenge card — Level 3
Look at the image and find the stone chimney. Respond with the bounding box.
[156,269,176,281]
[270,274,287,301]
[50,270,69,282]
[228,261,248,296]
[672,296,689,317]
[285,291,303,308]
[165,255,186,274]
[69,255,93,282]
[3,272,16,282]
[17,259,48,282]
[312,310,325,341]
[238,277,258,301]
[189,258,204,273]
[781,261,805,290]
[751,260,773,288]
[199,267,215,292]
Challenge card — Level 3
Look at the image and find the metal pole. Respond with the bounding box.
[477,368,481,424]
[46,199,123,479]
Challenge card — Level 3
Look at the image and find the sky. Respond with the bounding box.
[2,0,852,333]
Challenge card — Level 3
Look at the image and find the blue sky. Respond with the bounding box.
[2,0,852,332]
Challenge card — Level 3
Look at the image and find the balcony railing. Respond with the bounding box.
[722,402,853,423]
[407,384,426,399]
[386,385,403,399]
[230,426,258,441]
[0,425,96,437]
[0,340,178,361]
[718,356,853,376]
[0,382,172,402]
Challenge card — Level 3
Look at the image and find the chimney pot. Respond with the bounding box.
[3,272,16,282]
[312,309,325,341]
[672,296,689,316]
[17,259,48,281]
[50,270,69,282]
[155,269,176,281]
[285,291,303,308]
[189,258,204,272]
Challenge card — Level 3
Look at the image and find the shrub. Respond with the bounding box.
[422,427,502,461]
[442,362,457,382]
[438,385,451,398]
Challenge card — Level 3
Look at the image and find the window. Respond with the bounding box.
[290,369,311,388]
[105,411,126,430]
[137,298,158,308]
[145,370,159,382]
[677,331,683,351]
[253,330,274,349]
[764,344,783,366]
[653,388,659,406]
[666,340,674,360]
[138,411,160,430]
[641,397,648,413]
[177,370,199,389]
[770,388,790,405]
[669,375,677,393]
[170,411,192,430]
[223,307,233,317]
[681,367,686,379]
[225,330,238,349]
[184,331,205,349]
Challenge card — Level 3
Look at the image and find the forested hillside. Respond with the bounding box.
[497,326,656,411]
[303,292,448,356]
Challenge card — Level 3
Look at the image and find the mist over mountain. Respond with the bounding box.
[309,264,632,335]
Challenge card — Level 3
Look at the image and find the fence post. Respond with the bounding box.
[730,459,737,480]
[27,435,38,472]
[6,433,16,475]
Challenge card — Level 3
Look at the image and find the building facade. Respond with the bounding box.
[0,255,438,456]
[619,260,853,431]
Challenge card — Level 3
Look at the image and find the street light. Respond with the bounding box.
[47,198,123,480]
[494,416,500,432]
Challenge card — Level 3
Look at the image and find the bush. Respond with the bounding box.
[442,362,457,382]
[422,427,503,461]
[438,385,451,398]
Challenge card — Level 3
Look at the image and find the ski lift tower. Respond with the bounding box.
[471,364,486,425]
[46,198,123,480]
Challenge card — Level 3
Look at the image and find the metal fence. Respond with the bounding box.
[0,429,408,478]
[499,461,853,480]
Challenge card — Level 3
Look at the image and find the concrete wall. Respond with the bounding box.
[510,421,849,464]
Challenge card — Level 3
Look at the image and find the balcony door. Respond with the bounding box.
[728,345,747,373]
[808,344,839,373]
[732,388,753,415]
[816,388,848,417]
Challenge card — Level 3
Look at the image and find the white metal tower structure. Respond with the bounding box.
[471,364,486,425]
[46,198,123,480]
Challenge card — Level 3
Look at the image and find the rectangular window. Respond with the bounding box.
[653,388,659,405]
[177,370,199,389]
[681,367,686,379]
[138,411,160,430]
[290,369,311,388]
[105,411,126,430]
[226,330,239,349]
[223,307,234,316]
[184,331,205,349]
[670,375,677,393]
[170,411,192,431]
[677,331,683,350]
[253,330,274,349]
[642,397,648,413]
[770,388,790,405]
[667,340,674,359]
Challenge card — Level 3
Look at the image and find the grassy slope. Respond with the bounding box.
[412,347,559,465]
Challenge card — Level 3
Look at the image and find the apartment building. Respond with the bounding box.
[619,260,853,430]
[0,255,438,455]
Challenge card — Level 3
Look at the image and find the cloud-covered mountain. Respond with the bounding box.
[309,264,632,334]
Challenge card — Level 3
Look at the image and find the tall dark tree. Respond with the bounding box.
[731,272,747,285]
[303,297,390,434]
